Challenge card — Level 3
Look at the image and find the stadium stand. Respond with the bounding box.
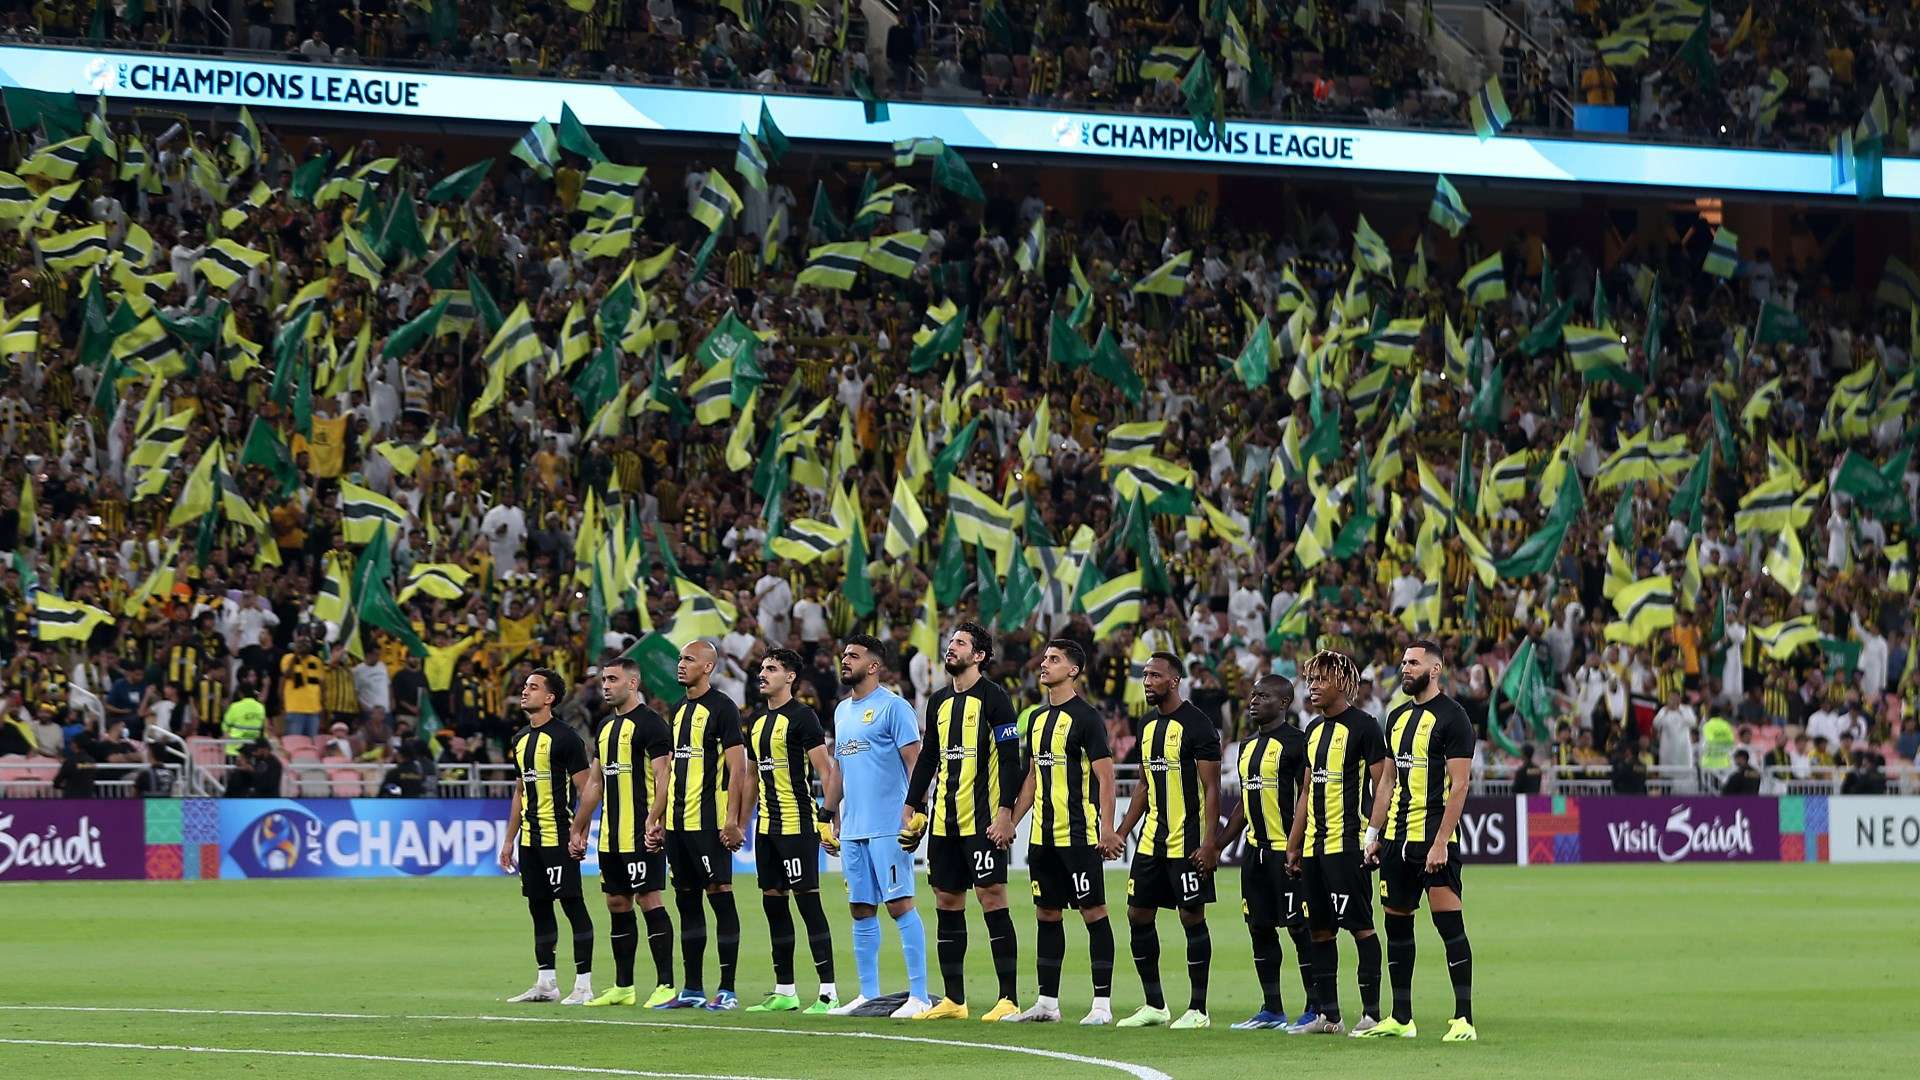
[0,3,1916,809]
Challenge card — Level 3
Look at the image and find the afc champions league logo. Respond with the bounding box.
[250,812,304,872]
[85,58,124,93]
[1052,117,1082,149]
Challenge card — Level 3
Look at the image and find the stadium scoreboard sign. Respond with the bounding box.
[5,44,1918,200]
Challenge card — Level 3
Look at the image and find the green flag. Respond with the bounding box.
[622,632,687,707]
[932,416,980,493]
[933,517,967,607]
[1669,440,1713,534]
[1121,490,1171,594]
[810,181,846,242]
[851,67,889,124]
[997,541,1043,632]
[909,307,968,373]
[1643,283,1665,380]
[1181,57,1220,139]
[757,100,791,164]
[1612,481,1637,549]
[558,103,607,163]
[1499,639,1556,739]
[381,296,448,359]
[425,158,493,204]
[1090,327,1144,404]
[1048,314,1092,369]
[1756,300,1808,344]
[572,340,622,421]
[844,518,876,618]
[1234,319,1272,389]
[352,526,427,656]
[290,152,332,204]
[1496,468,1582,578]
[933,145,986,202]
[239,417,299,499]
[1710,395,1738,462]
[1517,299,1572,356]
[974,540,1001,623]
[1678,15,1717,89]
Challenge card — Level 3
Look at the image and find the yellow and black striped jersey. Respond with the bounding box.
[1025,694,1111,848]
[595,705,672,855]
[746,700,827,836]
[1236,723,1309,851]
[512,720,590,849]
[908,679,1022,838]
[1382,694,1475,845]
[1300,706,1388,857]
[667,689,744,832]
[1136,702,1222,859]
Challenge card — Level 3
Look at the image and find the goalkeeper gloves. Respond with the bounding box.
[897,810,929,851]
[818,809,840,856]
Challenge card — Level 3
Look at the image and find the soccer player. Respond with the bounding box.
[569,658,677,1008]
[740,648,840,1014]
[659,640,751,1010]
[821,634,930,1018]
[899,622,1024,1022]
[1357,640,1478,1042]
[1005,639,1120,1025]
[1285,649,1393,1036]
[1206,674,1319,1031]
[498,669,597,1004]
[1114,653,1222,1030]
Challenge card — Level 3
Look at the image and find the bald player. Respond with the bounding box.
[1206,674,1318,1031]
[657,640,751,1010]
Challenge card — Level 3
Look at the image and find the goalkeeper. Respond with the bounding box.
[897,623,1027,1021]
[820,635,928,1018]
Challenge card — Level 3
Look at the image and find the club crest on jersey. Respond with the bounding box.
[861,708,876,726]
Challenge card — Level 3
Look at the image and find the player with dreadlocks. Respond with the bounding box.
[1284,650,1394,1036]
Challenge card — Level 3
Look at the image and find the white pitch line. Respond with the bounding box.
[0,1037,796,1079]
[0,1004,1174,1080]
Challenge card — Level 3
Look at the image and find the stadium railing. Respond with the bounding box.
[0,758,170,799]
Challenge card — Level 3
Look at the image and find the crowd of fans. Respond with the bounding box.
[1,69,1917,802]
[16,0,1920,150]
[12,2,1471,134]
[1530,0,1920,149]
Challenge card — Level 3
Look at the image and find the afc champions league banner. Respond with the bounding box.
[218,799,514,879]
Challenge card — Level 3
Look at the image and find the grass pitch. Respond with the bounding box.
[2,864,1915,1079]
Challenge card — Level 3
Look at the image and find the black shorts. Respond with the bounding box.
[928,834,1010,893]
[1378,839,1464,912]
[664,829,733,889]
[1126,852,1214,910]
[519,844,582,899]
[755,832,821,892]
[1028,844,1105,910]
[600,848,667,895]
[1240,847,1307,929]
[1301,850,1374,934]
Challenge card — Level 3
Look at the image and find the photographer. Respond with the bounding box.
[279,629,329,738]
[224,739,284,798]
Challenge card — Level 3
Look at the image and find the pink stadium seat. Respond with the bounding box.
[281,735,315,753]
[288,747,320,763]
